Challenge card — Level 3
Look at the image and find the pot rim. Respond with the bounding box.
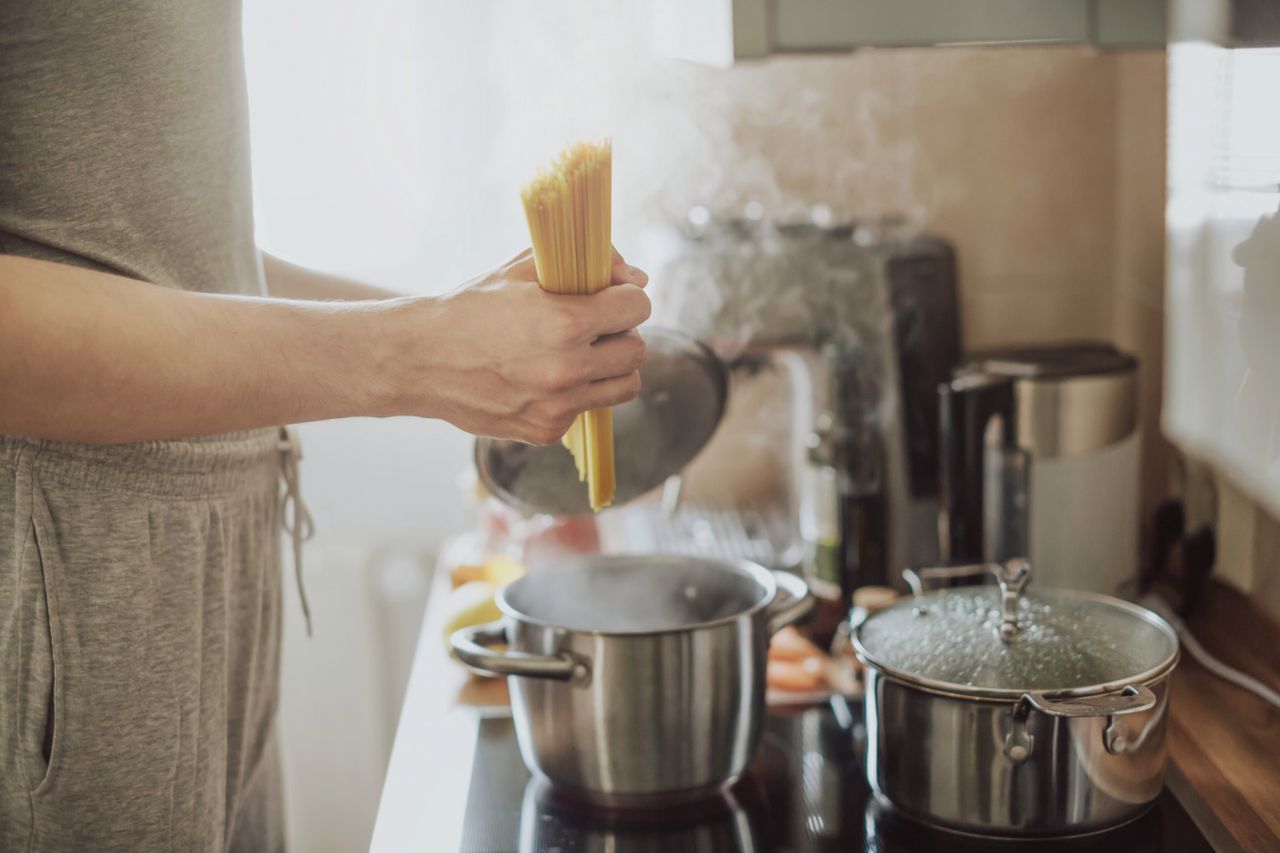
[496,555,780,638]
[853,588,1181,701]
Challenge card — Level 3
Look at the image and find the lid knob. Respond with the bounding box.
[996,558,1031,641]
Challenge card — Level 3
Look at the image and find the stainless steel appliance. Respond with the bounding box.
[450,555,811,801]
[855,559,1179,837]
[648,213,961,627]
[940,343,1141,595]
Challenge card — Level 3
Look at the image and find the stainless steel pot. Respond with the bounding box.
[451,555,812,802]
[854,560,1179,837]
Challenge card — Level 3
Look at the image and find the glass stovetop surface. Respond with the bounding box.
[459,701,1213,853]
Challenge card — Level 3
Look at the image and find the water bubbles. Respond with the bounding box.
[859,589,1175,691]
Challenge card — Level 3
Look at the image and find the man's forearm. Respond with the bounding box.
[0,255,402,443]
[262,253,402,301]
[1,249,652,447]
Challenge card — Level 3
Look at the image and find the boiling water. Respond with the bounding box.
[505,556,766,634]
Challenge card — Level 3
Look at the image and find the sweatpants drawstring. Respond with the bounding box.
[278,427,315,636]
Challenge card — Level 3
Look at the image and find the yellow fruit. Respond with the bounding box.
[448,555,524,590]
[449,563,488,589]
[442,580,503,656]
[484,555,524,587]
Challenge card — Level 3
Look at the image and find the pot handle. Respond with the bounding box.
[902,561,1001,595]
[1020,684,1158,718]
[903,558,1030,641]
[767,571,813,634]
[450,621,580,681]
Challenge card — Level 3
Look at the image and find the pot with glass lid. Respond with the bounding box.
[853,559,1179,837]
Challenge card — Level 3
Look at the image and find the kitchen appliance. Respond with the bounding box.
[455,705,1214,852]
[855,559,1179,837]
[450,555,812,801]
[940,342,1141,595]
[648,213,961,627]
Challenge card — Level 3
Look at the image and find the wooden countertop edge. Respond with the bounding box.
[1164,579,1280,853]
[1167,730,1250,853]
[370,569,479,852]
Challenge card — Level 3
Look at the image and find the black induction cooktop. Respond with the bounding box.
[458,701,1215,853]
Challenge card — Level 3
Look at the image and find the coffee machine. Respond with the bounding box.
[940,343,1141,595]
[642,209,962,626]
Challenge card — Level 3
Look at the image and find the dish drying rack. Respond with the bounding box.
[597,481,803,570]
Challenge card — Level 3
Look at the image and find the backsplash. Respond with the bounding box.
[626,45,1174,542]
[624,46,1140,351]
[630,43,1280,616]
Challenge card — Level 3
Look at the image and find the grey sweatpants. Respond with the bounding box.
[0,431,287,852]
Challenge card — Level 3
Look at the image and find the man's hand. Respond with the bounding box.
[392,250,651,444]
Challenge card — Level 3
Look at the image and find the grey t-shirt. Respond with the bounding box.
[0,2,263,296]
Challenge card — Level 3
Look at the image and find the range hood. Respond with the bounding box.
[653,0,1169,66]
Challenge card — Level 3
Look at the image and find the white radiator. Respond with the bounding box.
[277,533,434,853]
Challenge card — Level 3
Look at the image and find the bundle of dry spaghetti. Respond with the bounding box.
[521,140,615,511]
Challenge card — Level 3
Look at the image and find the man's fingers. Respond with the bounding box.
[507,248,537,280]
[585,330,646,380]
[578,284,651,337]
[512,245,646,288]
[574,371,642,411]
[610,254,649,287]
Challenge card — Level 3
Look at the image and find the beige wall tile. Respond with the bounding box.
[1113,53,1168,311]
[1115,296,1169,525]
[643,46,1123,322]
[1111,53,1173,534]
[646,45,1238,581]
[962,286,1114,350]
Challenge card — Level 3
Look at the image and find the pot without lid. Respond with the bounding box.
[451,555,812,802]
[854,561,1179,837]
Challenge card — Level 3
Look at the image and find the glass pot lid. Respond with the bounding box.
[854,560,1179,696]
[475,328,727,517]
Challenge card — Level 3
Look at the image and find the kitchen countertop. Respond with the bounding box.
[371,566,500,853]
[1165,580,1280,852]
[371,570,1280,852]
